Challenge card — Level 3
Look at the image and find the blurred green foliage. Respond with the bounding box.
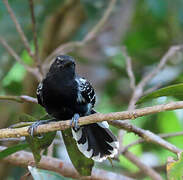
[29,166,72,180]
[0,0,183,179]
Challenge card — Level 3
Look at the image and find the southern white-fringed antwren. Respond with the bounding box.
[30,55,119,162]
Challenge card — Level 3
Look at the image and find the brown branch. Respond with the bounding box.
[0,101,182,154]
[129,45,183,109]
[2,0,34,58]
[110,121,181,154]
[118,45,183,176]
[124,131,183,151]
[0,37,33,72]
[0,95,37,104]
[0,146,132,180]
[125,164,166,179]
[83,0,116,43]
[0,37,42,81]
[139,45,183,90]
[123,47,136,90]
[123,151,162,180]
[43,42,83,68]
[0,94,181,155]
[43,0,116,67]
[29,0,42,74]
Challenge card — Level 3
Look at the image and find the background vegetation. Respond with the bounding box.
[0,0,183,179]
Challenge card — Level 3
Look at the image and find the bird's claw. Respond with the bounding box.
[28,121,41,137]
[28,119,53,137]
[70,113,80,131]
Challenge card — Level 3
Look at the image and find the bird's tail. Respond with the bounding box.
[71,111,118,161]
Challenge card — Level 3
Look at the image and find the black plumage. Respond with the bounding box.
[36,55,118,161]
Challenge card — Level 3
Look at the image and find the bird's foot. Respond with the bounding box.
[28,119,54,137]
[70,113,80,131]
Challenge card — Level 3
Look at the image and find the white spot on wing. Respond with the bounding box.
[92,153,101,161]
[106,141,119,158]
[97,121,109,128]
[79,78,86,83]
[75,78,86,103]
[84,149,93,158]
[107,141,119,149]
[77,140,93,158]
[71,128,82,141]
[37,82,43,95]
[76,91,85,103]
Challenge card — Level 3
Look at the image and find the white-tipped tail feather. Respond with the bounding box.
[72,122,119,162]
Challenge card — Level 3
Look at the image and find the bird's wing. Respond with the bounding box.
[36,82,44,107]
[76,77,96,107]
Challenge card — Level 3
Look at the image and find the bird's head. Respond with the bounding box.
[49,55,76,75]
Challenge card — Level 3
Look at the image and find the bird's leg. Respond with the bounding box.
[70,113,80,131]
[28,119,55,137]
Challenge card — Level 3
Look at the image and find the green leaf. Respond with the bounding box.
[2,63,26,86]
[137,83,183,104]
[28,166,72,180]
[19,113,37,122]
[0,143,29,159]
[39,114,52,121]
[11,114,52,128]
[158,111,183,149]
[19,113,51,122]
[21,49,33,65]
[167,152,183,180]
[26,131,56,164]
[62,129,94,176]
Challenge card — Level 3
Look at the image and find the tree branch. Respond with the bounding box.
[128,45,183,109]
[0,101,182,154]
[0,146,133,180]
[0,95,37,104]
[123,151,162,180]
[43,0,116,68]
[123,47,136,90]
[2,0,34,58]
[83,0,116,43]
[124,131,183,151]
[0,37,42,81]
[28,0,42,74]
[110,121,181,154]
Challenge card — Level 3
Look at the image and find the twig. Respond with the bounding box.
[125,164,166,179]
[43,42,83,68]
[123,47,135,90]
[43,0,116,67]
[47,143,54,157]
[0,37,33,72]
[124,131,183,151]
[129,45,183,109]
[0,137,25,142]
[110,121,181,154]
[29,0,42,74]
[0,146,132,180]
[83,0,116,42]
[0,37,42,81]
[139,45,183,90]
[0,95,37,104]
[123,151,162,180]
[144,84,162,95]
[0,101,183,149]
[2,0,34,58]
[118,47,136,159]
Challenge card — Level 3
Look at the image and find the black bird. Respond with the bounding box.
[34,55,118,162]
